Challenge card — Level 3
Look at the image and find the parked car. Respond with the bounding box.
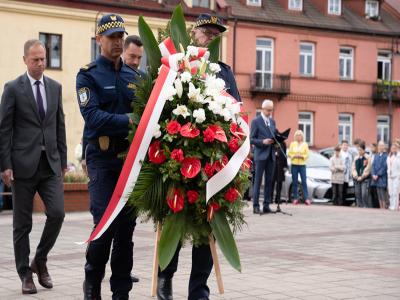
[318,146,371,160]
[67,162,77,173]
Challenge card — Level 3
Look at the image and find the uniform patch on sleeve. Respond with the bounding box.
[78,87,90,106]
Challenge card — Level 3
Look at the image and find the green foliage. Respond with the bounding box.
[170,5,189,51]
[138,14,162,71]
[207,37,221,64]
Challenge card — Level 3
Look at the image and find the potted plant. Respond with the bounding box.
[365,13,370,19]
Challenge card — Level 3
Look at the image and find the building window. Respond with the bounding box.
[256,109,262,117]
[299,43,314,77]
[247,0,261,6]
[289,0,302,10]
[366,0,379,17]
[255,38,274,90]
[139,51,149,71]
[328,0,341,15]
[39,33,62,69]
[339,47,353,80]
[91,38,100,62]
[377,115,389,146]
[193,0,209,8]
[338,114,352,144]
[298,112,313,145]
[377,51,391,81]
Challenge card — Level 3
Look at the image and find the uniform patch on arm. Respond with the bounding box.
[78,87,90,106]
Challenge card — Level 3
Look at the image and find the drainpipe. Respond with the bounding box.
[233,18,237,74]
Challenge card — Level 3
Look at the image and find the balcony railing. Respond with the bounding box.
[372,82,400,106]
[249,73,291,100]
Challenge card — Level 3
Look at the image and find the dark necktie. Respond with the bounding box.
[35,81,46,123]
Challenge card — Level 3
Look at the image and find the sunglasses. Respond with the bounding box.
[196,28,222,38]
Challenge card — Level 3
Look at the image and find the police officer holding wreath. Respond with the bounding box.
[76,14,145,300]
[156,13,241,300]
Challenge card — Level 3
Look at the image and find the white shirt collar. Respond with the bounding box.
[26,71,44,86]
[261,111,269,122]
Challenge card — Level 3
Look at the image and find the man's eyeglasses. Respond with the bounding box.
[263,108,274,112]
[196,28,222,38]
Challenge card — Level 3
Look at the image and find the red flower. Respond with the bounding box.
[208,125,227,143]
[167,120,181,135]
[213,155,229,172]
[166,188,184,213]
[241,157,251,170]
[204,162,215,178]
[224,188,237,202]
[208,201,220,221]
[203,128,215,143]
[171,149,184,162]
[228,138,240,153]
[187,190,199,203]
[180,157,201,178]
[148,141,166,163]
[230,123,246,141]
[180,123,200,138]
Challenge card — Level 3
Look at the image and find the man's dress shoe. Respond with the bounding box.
[22,276,37,294]
[83,280,102,300]
[263,207,276,213]
[30,260,53,288]
[156,277,172,300]
[253,208,262,214]
[131,273,139,282]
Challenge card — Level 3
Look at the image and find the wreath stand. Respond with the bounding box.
[150,222,224,296]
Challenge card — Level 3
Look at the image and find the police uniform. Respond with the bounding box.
[76,14,145,300]
[157,14,241,300]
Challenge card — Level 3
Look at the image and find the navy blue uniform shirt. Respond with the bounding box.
[76,54,145,143]
[216,61,241,103]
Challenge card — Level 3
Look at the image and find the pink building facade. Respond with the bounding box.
[222,0,400,149]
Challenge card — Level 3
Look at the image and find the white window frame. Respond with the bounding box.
[255,38,274,90]
[377,51,391,81]
[298,112,313,145]
[366,0,379,17]
[247,0,261,7]
[299,42,315,77]
[338,114,353,145]
[289,0,302,11]
[328,0,341,15]
[377,115,390,146]
[256,109,263,117]
[339,47,354,80]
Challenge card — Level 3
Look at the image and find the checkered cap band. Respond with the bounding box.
[195,19,221,27]
[97,21,126,34]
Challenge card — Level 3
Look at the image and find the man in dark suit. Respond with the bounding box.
[0,39,67,295]
[250,100,276,214]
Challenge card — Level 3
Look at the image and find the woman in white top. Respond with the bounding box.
[387,143,400,211]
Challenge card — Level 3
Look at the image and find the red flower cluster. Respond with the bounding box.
[171,149,184,162]
[224,188,237,202]
[180,122,200,138]
[180,157,201,178]
[166,188,184,213]
[204,162,215,178]
[208,201,220,221]
[230,123,246,141]
[203,128,215,143]
[186,190,199,203]
[208,125,227,143]
[167,120,181,135]
[228,138,239,153]
[213,155,228,172]
[148,141,166,163]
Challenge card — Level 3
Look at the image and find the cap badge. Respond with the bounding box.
[211,16,218,23]
[110,15,117,21]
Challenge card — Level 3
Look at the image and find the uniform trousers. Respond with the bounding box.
[388,177,399,211]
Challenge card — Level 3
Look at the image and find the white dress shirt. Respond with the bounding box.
[261,111,270,127]
[26,71,47,113]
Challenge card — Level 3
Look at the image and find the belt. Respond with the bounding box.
[88,137,129,149]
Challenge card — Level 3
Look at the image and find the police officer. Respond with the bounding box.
[156,14,241,300]
[76,14,145,300]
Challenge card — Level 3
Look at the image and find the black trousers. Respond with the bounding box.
[271,181,283,205]
[11,152,65,280]
[369,186,380,208]
[342,182,348,206]
[332,183,343,206]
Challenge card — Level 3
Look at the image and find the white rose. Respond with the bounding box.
[153,124,161,139]
[186,45,199,58]
[164,86,177,101]
[180,72,192,83]
[174,79,183,98]
[209,63,221,73]
[172,105,191,119]
[193,108,206,123]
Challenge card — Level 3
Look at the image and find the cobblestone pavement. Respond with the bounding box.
[0,203,399,300]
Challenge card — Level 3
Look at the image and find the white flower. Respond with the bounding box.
[215,78,226,90]
[174,79,183,98]
[153,124,161,138]
[209,63,221,73]
[220,108,232,122]
[175,53,185,62]
[199,59,207,76]
[205,75,225,92]
[186,46,199,58]
[180,72,192,83]
[173,105,191,119]
[208,101,223,115]
[164,86,177,101]
[193,108,206,123]
[188,82,201,101]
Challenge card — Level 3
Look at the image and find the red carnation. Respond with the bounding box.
[186,190,199,203]
[167,120,181,135]
[166,188,184,213]
[148,141,166,164]
[208,125,227,143]
[208,201,220,221]
[228,138,240,153]
[224,188,237,202]
[213,155,229,172]
[203,128,215,143]
[171,149,184,162]
[204,162,215,178]
[180,157,201,178]
[230,123,246,141]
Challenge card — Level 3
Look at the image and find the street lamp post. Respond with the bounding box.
[389,36,400,147]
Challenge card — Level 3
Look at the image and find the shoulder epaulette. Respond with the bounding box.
[124,63,140,76]
[80,62,97,72]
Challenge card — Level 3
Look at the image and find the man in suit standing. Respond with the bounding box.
[0,39,67,294]
[250,99,276,214]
